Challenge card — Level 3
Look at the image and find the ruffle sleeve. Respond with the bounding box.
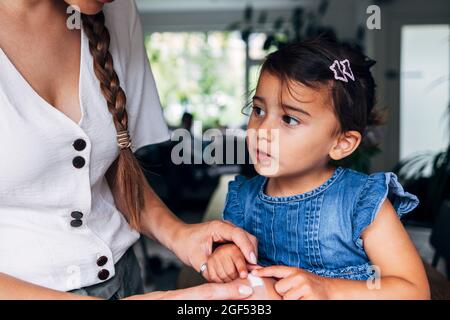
[222,175,248,228]
[352,172,419,249]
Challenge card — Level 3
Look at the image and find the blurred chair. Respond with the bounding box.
[176,174,236,289]
[430,201,450,279]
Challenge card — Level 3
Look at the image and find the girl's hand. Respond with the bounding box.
[172,221,258,275]
[205,244,251,283]
[252,266,331,300]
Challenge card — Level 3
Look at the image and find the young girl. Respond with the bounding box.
[204,37,430,299]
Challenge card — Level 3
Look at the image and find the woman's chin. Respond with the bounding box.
[65,1,104,15]
[78,5,104,15]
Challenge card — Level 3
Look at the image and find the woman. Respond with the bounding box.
[0,0,257,300]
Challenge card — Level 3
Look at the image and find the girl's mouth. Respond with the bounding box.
[256,148,273,163]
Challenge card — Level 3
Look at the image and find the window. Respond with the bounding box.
[145,31,247,129]
[400,24,450,162]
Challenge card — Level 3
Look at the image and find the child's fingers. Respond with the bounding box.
[223,255,240,280]
[246,264,263,271]
[207,259,224,283]
[216,259,234,283]
[202,269,211,282]
[232,254,248,279]
[252,265,296,279]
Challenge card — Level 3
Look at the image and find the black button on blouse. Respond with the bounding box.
[73,139,87,151]
[71,211,83,219]
[98,269,110,281]
[72,156,85,169]
[97,256,108,267]
[70,219,83,228]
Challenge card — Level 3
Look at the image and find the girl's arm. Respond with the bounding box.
[253,199,430,300]
[325,199,430,299]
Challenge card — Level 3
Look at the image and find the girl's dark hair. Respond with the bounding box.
[261,36,384,136]
[81,12,147,231]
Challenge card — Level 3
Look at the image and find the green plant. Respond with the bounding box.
[394,103,450,222]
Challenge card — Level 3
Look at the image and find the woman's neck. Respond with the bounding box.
[0,0,70,40]
[0,0,64,21]
[265,165,337,197]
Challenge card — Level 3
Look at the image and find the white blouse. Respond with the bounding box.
[0,0,170,291]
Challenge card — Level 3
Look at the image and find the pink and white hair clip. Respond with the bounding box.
[329,59,355,82]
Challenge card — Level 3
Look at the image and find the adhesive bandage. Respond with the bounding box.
[246,274,264,287]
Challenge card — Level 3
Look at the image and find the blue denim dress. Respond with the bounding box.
[222,167,419,280]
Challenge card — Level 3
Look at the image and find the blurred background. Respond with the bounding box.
[128,0,450,298]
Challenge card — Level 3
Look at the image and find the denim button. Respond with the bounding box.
[98,269,110,281]
[72,156,85,169]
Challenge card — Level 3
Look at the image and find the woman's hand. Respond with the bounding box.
[172,220,258,276]
[251,266,331,300]
[124,282,254,300]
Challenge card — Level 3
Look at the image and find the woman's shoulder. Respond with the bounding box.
[102,1,141,57]
[104,1,139,28]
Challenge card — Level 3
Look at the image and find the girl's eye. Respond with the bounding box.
[282,115,300,126]
[252,106,266,118]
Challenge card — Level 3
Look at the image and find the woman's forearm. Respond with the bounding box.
[106,159,185,254]
[326,276,430,300]
[139,183,185,253]
[0,273,102,300]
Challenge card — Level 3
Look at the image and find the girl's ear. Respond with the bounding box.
[329,131,362,161]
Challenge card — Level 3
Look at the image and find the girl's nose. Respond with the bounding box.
[256,117,276,142]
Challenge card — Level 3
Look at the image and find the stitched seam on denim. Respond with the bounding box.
[295,202,300,268]
[308,197,316,267]
[258,167,345,203]
[305,200,312,267]
[264,205,270,262]
[253,201,261,261]
[263,203,270,263]
[353,175,373,215]
[311,196,319,267]
[315,193,325,268]
[270,204,277,264]
[286,206,291,267]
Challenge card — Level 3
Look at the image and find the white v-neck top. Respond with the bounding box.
[0,1,170,291]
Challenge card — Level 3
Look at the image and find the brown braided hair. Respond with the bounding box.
[81,12,146,231]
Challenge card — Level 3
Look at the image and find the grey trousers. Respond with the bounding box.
[69,247,144,300]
